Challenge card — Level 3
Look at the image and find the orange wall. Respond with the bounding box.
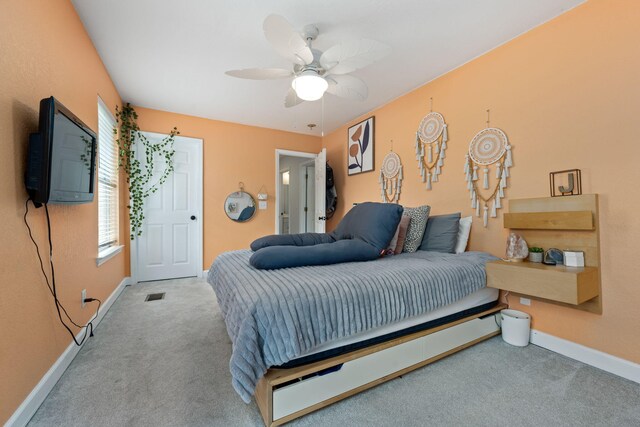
[2,1,638,422]
[0,1,128,423]
[323,0,640,363]
[133,107,322,268]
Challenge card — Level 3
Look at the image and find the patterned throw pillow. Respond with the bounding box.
[402,205,431,253]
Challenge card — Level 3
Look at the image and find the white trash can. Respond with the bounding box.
[500,309,531,347]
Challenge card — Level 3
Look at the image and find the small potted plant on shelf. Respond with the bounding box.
[528,247,544,263]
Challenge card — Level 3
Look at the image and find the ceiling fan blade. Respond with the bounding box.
[284,87,305,108]
[263,14,314,65]
[225,68,293,80]
[320,39,391,75]
[325,75,369,101]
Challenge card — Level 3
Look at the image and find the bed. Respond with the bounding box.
[208,248,503,425]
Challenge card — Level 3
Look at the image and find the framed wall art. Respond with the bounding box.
[348,116,374,175]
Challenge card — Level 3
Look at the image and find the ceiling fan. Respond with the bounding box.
[225,14,391,107]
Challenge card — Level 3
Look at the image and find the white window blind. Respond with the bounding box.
[97,99,119,252]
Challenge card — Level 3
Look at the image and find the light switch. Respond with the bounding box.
[258,201,267,210]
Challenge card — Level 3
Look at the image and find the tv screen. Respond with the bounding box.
[26,97,97,205]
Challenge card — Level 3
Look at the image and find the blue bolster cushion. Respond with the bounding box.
[250,233,336,251]
[249,202,403,269]
[249,239,382,270]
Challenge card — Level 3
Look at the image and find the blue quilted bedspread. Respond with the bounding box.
[208,249,496,403]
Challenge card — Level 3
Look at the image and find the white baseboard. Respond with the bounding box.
[202,269,209,277]
[6,276,132,427]
[530,329,640,384]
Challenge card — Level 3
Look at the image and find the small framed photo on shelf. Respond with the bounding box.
[348,116,375,175]
[549,169,582,197]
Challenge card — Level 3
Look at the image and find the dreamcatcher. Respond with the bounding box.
[379,142,403,203]
[464,110,513,227]
[415,99,448,190]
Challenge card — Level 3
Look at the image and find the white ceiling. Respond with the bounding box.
[72,0,583,136]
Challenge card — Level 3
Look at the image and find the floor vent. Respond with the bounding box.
[145,292,166,302]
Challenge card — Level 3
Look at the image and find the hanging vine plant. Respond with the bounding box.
[114,103,180,239]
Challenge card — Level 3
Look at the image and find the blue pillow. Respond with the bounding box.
[418,212,461,253]
[330,202,404,251]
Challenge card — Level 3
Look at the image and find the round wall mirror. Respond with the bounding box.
[224,191,256,222]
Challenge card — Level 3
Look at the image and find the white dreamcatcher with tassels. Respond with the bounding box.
[464,110,513,227]
[415,99,448,190]
[379,141,403,203]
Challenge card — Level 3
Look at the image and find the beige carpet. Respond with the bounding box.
[28,277,640,426]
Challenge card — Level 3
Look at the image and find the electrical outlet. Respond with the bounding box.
[520,297,531,306]
[81,289,86,308]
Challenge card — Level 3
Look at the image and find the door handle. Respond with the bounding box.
[190,215,197,220]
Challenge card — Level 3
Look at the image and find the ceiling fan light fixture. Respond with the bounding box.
[292,70,328,101]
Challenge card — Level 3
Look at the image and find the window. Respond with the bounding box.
[97,99,120,260]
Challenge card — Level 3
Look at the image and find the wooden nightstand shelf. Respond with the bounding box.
[486,194,602,314]
[487,261,599,305]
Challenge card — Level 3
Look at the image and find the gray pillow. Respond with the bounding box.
[419,212,461,253]
[402,205,431,253]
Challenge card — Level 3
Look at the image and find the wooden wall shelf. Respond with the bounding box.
[504,210,594,230]
[487,261,599,305]
[489,194,602,314]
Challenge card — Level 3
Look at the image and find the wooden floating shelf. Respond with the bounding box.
[495,194,602,314]
[504,210,594,230]
[486,260,599,306]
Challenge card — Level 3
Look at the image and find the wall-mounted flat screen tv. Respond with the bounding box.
[25,97,97,206]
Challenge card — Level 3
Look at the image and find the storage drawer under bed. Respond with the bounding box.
[271,312,500,421]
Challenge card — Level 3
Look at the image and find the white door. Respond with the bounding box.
[314,148,327,233]
[136,133,202,282]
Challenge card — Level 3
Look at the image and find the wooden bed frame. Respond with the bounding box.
[254,303,506,426]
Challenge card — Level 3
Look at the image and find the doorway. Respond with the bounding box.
[132,132,203,283]
[275,149,326,234]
